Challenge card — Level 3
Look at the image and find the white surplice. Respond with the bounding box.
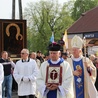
[13,59,39,96]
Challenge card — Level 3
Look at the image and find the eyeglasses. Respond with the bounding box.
[21,53,25,55]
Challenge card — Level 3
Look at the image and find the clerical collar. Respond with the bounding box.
[22,58,30,62]
[72,55,83,61]
[50,58,60,64]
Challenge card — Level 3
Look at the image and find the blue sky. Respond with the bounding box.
[0,0,69,19]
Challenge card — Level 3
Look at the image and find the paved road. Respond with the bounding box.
[12,91,30,98]
[12,91,18,98]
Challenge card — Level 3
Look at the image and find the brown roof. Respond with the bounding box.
[68,6,98,34]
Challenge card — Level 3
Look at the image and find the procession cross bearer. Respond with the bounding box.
[36,42,74,98]
[67,35,98,98]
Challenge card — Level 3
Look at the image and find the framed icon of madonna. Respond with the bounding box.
[0,19,27,58]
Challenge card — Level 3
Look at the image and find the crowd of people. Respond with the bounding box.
[0,35,98,98]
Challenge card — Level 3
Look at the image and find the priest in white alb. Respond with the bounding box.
[36,42,74,98]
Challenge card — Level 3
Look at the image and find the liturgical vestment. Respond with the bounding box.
[67,56,98,98]
[36,59,74,98]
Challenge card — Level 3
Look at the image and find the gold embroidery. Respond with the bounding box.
[77,89,83,97]
[6,23,23,40]
[77,82,83,88]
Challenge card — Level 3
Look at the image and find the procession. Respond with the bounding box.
[0,0,98,98]
[0,34,98,98]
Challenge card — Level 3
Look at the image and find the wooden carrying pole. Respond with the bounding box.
[12,0,15,19]
[12,0,23,19]
[83,37,86,62]
[18,0,23,19]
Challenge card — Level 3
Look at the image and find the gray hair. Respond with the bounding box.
[21,48,29,54]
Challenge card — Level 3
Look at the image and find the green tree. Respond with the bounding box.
[71,0,98,21]
[24,0,73,53]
